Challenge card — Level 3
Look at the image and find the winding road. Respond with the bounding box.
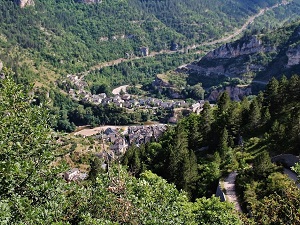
[88,0,289,72]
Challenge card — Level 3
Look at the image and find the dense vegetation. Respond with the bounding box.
[1,0,300,80]
[1,57,300,225]
[0,73,244,224]
[1,1,300,223]
[85,53,199,88]
[123,75,300,223]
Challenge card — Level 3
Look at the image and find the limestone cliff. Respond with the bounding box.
[208,86,252,102]
[205,36,267,59]
[285,26,300,68]
[184,23,300,83]
[193,35,277,78]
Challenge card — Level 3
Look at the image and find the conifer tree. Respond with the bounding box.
[199,101,213,146]
[248,98,261,130]
[218,127,229,159]
[217,91,231,115]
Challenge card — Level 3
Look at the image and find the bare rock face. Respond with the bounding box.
[286,44,300,68]
[152,75,171,88]
[16,0,35,8]
[208,86,252,102]
[189,35,280,78]
[205,36,265,59]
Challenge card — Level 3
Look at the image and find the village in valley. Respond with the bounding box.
[60,73,209,181]
[62,124,169,182]
[65,74,206,113]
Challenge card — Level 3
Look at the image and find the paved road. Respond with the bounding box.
[223,171,242,212]
[283,168,300,188]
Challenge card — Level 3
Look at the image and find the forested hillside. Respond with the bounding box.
[123,75,300,223]
[1,1,300,223]
[1,0,300,82]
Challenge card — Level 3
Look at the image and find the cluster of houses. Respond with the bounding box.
[128,124,167,145]
[65,74,197,109]
[92,124,168,158]
[64,124,168,182]
[61,74,209,182]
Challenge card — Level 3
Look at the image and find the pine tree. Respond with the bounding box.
[167,123,199,198]
[199,101,213,146]
[217,91,231,115]
[218,127,229,159]
[248,98,261,130]
[264,77,279,117]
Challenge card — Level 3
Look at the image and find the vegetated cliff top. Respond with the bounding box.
[189,21,300,82]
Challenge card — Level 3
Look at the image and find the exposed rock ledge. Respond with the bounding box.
[208,86,252,102]
[204,36,274,60]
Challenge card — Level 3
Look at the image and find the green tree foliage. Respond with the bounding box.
[0,72,244,224]
[218,127,229,159]
[124,74,300,203]
[79,166,242,224]
[292,163,300,181]
[0,73,68,223]
[252,151,276,178]
[187,196,242,225]
[250,173,300,225]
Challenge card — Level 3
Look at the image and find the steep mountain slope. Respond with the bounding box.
[185,22,300,88]
[0,0,300,84]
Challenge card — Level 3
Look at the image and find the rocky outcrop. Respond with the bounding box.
[208,86,252,102]
[16,0,34,8]
[0,61,5,79]
[152,75,171,88]
[286,44,300,68]
[204,36,269,59]
[189,35,278,78]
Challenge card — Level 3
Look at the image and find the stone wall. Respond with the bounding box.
[215,181,226,202]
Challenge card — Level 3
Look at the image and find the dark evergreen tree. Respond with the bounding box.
[218,127,229,159]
